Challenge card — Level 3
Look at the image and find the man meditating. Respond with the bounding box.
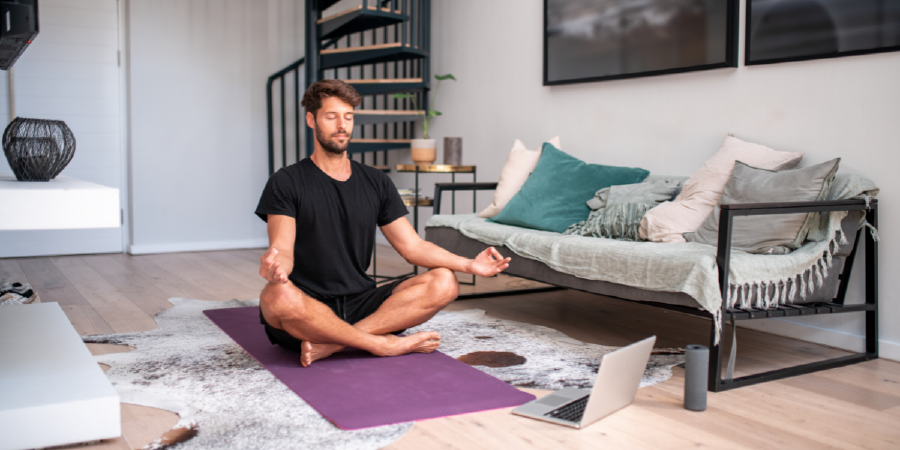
[255,79,511,367]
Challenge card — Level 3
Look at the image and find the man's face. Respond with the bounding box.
[308,96,354,155]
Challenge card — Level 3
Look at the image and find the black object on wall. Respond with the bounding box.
[543,0,739,85]
[3,117,76,181]
[746,0,900,66]
[0,0,38,70]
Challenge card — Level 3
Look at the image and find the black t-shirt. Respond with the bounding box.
[255,158,408,299]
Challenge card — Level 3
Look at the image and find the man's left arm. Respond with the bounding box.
[380,217,511,277]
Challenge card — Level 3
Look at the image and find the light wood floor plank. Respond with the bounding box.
[204,249,265,276]
[107,253,216,301]
[86,343,135,355]
[639,374,844,450]
[651,371,900,449]
[52,437,131,450]
[778,372,900,412]
[190,251,267,295]
[63,305,114,335]
[230,248,266,265]
[80,255,174,317]
[16,257,91,306]
[815,359,900,398]
[51,256,158,333]
[0,259,29,284]
[142,252,255,301]
[121,403,179,450]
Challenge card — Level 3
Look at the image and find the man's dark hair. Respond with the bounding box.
[301,79,362,118]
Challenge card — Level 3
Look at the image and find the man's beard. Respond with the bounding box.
[314,122,351,155]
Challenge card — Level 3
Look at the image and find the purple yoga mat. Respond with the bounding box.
[204,306,535,430]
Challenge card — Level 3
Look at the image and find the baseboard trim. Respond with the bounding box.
[0,235,122,258]
[882,339,900,362]
[0,242,122,258]
[128,238,269,255]
[739,317,899,362]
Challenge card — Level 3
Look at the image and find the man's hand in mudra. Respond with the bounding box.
[260,247,290,284]
[467,247,512,277]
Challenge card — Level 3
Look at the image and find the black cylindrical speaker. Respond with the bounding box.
[684,344,708,411]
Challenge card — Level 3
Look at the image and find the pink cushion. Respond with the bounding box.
[640,136,803,243]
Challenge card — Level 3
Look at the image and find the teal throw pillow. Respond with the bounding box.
[490,143,650,233]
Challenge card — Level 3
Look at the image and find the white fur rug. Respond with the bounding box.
[83,298,684,450]
[407,308,685,390]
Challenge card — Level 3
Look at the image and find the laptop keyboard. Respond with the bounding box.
[544,396,589,422]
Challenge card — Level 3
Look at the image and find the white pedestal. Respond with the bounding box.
[0,173,120,230]
[0,303,121,450]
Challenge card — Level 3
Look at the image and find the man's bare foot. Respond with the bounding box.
[300,341,345,367]
[374,331,441,357]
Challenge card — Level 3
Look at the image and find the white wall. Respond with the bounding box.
[125,0,304,254]
[417,0,900,360]
[0,0,123,258]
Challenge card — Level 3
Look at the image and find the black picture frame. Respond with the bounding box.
[745,0,900,66]
[543,0,739,86]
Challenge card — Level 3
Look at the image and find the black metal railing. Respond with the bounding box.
[266,57,304,175]
[309,0,430,154]
[268,0,430,174]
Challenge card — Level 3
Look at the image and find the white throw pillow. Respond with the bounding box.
[640,136,803,243]
[477,136,562,218]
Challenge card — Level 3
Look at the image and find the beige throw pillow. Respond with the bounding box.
[477,136,561,218]
[640,136,803,243]
[683,159,840,253]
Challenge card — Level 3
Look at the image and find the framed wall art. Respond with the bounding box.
[543,0,739,86]
[746,0,900,65]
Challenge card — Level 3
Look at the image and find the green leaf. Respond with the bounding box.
[392,93,415,99]
[435,74,456,81]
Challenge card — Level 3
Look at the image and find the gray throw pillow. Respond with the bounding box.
[565,179,681,240]
[683,158,840,254]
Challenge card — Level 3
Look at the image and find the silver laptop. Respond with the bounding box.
[512,336,656,429]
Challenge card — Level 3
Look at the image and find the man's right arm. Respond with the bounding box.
[259,214,296,284]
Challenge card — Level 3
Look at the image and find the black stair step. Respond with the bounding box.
[348,139,412,154]
[318,5,407,41]
[354,109,423,125]
[345,78,427,96]
[319,0,342,11]
[320,0,392,12]
[320,43,427,70]
[360,163,391,172]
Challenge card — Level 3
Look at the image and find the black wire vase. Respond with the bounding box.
[3,117,76,181]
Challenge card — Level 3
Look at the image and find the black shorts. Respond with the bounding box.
[259,277,411,353]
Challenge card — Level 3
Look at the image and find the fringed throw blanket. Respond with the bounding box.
[426,174,878,343]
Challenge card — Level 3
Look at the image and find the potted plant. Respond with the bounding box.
[393,73,455,165]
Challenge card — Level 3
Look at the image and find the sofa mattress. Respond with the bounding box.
[425,211,862,312]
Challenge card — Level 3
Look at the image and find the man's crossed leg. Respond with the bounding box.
[260,268,459,367]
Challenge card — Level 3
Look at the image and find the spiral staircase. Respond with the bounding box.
[267,0,430,174]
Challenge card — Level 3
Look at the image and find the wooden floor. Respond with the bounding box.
[2,246,898,449]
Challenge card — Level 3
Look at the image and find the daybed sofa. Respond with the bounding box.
[424,145,879,392]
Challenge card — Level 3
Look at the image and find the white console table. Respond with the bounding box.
[0,303,121,450]
[0,173,120,230]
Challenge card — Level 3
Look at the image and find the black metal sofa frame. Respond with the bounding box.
[430,182,879,392]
